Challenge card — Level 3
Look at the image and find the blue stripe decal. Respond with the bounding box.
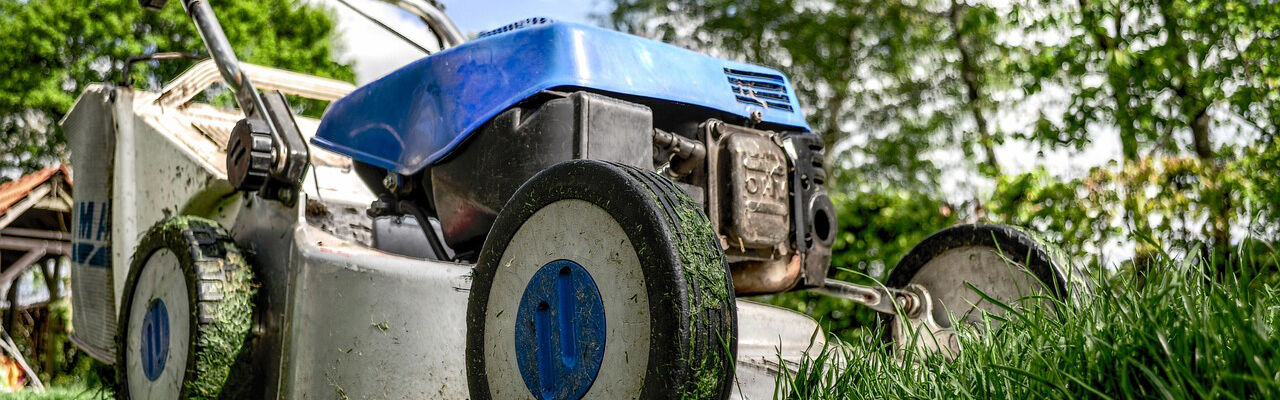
[72,243,111,268]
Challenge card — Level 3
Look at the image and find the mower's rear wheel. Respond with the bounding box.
[117,217,258,400]
[466,160,737,400]
[885,224,1089,335]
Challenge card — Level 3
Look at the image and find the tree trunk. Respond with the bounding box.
[816,26,859,184]
[821,94,843,174]
[949,0,1000,175]
[40,261,57,302]
[1190,106,1213,160]
[1079,0,1139,161]
[1156,1,1230,271]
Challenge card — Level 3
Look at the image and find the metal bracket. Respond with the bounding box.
[814,278,921,316]
[891,284,961,360]
[367,199,452,261]
[815,279,961,359]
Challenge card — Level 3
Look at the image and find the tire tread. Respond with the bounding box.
[116,217,258,400]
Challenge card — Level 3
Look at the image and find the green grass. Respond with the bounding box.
[778,255,1280,399]
[16,245,1279,400]
[5,384,112,400]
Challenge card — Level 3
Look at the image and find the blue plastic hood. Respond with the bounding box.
[313,21,810,175]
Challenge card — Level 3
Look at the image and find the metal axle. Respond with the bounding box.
[815,278,923,317]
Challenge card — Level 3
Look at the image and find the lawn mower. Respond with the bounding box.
[61,0,1088,398]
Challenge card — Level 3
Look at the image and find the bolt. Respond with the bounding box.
[749,110,764,124]
[382,173,399,192]
[277,188,294,204]
[898,293,921,318]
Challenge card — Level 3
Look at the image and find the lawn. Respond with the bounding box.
[11,256,1278,399]
[779,256,1280,399]
[5,384,111,400]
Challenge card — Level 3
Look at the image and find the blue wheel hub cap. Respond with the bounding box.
[140,299,170,381]
[515,260,607,400]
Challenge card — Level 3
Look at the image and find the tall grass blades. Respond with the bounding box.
[780,252,1280,399]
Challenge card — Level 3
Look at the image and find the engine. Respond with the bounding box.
[356,90,834,294]
[316,21,835,295]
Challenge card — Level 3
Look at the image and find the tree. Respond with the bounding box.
[1017,0,1279,267]
[609,0,1016,191]
[609,0,1022,335]
[0,0,354,175]
[0,0,353,382]
[610,0,1279,303]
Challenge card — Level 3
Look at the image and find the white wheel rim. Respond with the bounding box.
[126,249,190,399]
[908,246,1050,327]
[484,199,652,399]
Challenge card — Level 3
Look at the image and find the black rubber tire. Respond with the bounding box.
[116,217,258,400]
[466,160,738,399]
[886,223,1090,301]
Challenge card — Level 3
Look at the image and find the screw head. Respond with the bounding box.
[382,173,399,192]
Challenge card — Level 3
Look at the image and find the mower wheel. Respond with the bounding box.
[886,223,1090,332]
[466,160,737,400]
[117,217,258,400]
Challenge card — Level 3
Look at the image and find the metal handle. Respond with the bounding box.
[179,0,285,170]
[379,0,467,47]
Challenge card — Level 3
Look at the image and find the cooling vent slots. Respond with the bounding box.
[478,17,554,38]
[724,68,794,112]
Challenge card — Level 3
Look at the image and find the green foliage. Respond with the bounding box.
[825,190,959,282]
[8,385,113,400]
[1012,0,1278,263]
[1017,0,1279,158]
[0,0,354,174]
[987,167,1121,266]
[608,0,1014,188]
[1244,140,1280,219]
[781,254,1280,399]
[989,154,1273,273]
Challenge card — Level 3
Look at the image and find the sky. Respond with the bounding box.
[317,0,609,83]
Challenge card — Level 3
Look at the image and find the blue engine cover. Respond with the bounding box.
[313,21,811,176]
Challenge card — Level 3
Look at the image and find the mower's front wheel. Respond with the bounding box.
[883,224,1091,356]
[117,217,258,400]
[466,160,737,400]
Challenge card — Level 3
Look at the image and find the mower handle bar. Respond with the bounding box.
[145,0,288,171]
[379,0,467,48]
